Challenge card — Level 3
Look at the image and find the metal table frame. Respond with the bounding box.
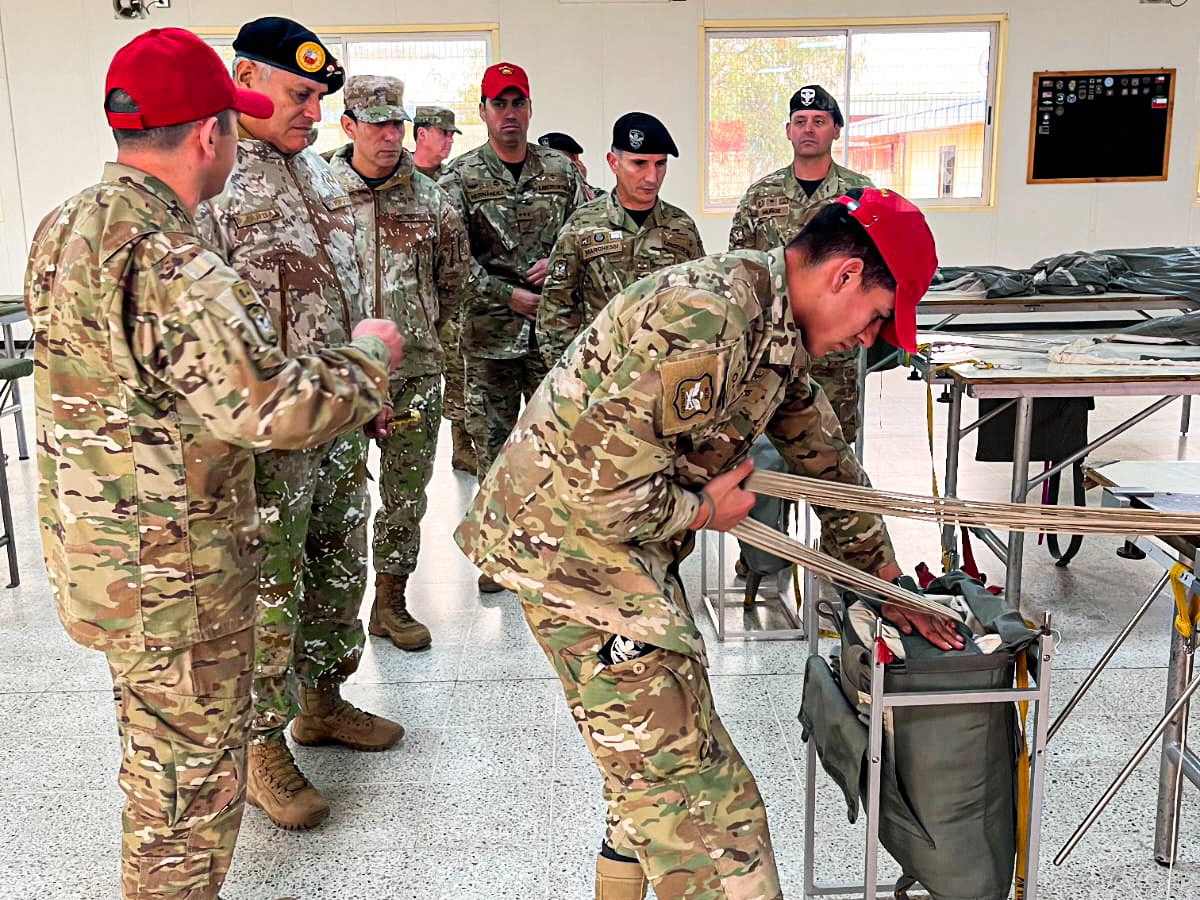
[800,574,1056,899]
[936,359,1200,608]
[854,292,1200,460]
[1046,471,1200,869]
[0,302,29,460]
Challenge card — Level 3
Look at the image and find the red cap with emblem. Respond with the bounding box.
[834,188,937,353]
[481,61,530,100]
[105,28,274,129]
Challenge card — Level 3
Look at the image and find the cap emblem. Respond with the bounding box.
[628,128,644,149]
[799,87,816,105]
[296,41,325,73]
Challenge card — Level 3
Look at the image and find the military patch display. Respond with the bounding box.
[464,180,509,204]
[580,231,625,261]
[755,196,789,218]
[598,634,653,666]
[233,207,282,228]
[658,347,728,434]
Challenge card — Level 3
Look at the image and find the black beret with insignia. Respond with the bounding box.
[788,84,843,127]
[234,16,345,95]
[611,112,678,156]
[538,132,584,154]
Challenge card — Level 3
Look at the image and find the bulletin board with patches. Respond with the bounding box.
[1027,68,1174,183]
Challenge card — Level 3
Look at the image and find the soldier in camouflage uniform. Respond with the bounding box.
[25,30,402,900]
[538,131,606,200]
[456,188,958,900]
[328,77,470,651]
[199,17,405,832]
[412,105,475,472]
[729,84,874,446]
[438,60,588,591]
[536,113,703,368]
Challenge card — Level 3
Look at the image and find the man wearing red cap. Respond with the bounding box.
[455,187,958,900]
[24,28,403,900]
[199,16,407,832]
[438,62,589,593]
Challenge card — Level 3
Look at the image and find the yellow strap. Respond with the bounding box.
[1170,562,1198,639]
[1014,649,1031,900]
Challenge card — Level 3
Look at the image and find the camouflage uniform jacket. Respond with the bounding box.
[25,164,391,654]
[728,160,874,251]
[198,131,365,356]
[536,191,705,367]
[328,145,470,380]
[414,161,449,181]
[455,248,895,660]
[438,142,588,359]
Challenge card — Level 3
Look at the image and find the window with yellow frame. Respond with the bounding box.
[704,19,1003,211]
[205,30,493,158]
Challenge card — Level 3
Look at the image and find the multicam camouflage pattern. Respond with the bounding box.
[343,74,411,124]
[440,316,467,427]
[455,247,895,658]
[729,161,875,444]
[108,627,254,900]
[373,373,442,576]
[25,163,389,899]
[413,105,461,134]
[253,430,370,739]
[438,141,588,359]
[463,352,549,479]
[414,160,450,181]
[536,191,705,368]
[201,136,374,739]
[198,132,365,357]
[26,163,389,654]
[327,145,469,381]
[523,601,782,900]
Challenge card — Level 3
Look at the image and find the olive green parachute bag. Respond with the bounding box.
[799,572,1039,900]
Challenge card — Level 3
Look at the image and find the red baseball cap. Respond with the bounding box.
[481,62,530,100]
[834,188,937,353]
[105,28,273,129]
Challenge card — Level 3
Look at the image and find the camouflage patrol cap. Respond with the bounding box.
[413,105,461,134]
[344,75,411,124]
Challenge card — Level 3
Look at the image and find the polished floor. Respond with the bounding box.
[2,367,1199,899]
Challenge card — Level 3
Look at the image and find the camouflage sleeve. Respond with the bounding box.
[534,229,584,368]
[433,192,470,330]
[765,375,895,573]
[690,220,706,259]
[195,201,232,261]
[565,165,589,219]
[438,166,515,313]
[129,237,389,451]
[555,287,758,543]
[728,193,754,251]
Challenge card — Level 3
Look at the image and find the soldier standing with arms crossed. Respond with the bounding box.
[456,188,960,900]
[438,61,588,592]
[327,76,470,651]
[200,16,404,831]
[26,29,402,900]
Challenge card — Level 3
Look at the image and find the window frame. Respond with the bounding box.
[699,15,1007,214]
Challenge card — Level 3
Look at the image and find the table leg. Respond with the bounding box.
[1154,609,1194,865]
[2,325,27,460]
[941,383,963,571]
[854,346,866,461]
[1181,396,1192,436]
[1005,397,1034,606]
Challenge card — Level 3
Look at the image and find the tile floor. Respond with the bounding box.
[2,367,1199,899]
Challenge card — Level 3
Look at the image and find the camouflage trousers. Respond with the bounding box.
[809,348,861,448]
[441,320,467,425]
[521,597,783,900]
[463,349,550,478]
[253,431,369,741]
[106,626,254,900]
[373,373,442,576]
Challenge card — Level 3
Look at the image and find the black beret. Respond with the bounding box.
[611,112,678,156]
[233,17,345,95]
[789,85,843,127]
[538,132,584,154]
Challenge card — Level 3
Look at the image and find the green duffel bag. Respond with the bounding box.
[799,572,1039,900]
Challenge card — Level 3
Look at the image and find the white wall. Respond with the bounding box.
[2,0,1200,292]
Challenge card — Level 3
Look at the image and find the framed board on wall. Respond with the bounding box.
[1027,68,1174,183]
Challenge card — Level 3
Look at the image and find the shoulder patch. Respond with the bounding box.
[658,345,731,435]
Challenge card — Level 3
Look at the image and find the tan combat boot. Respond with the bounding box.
[291,681,404,751]
[595,855,647,900]
[368,573,432,650]
[246,736,330,831]
[478,572,505,594]
[450,421,477,473]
